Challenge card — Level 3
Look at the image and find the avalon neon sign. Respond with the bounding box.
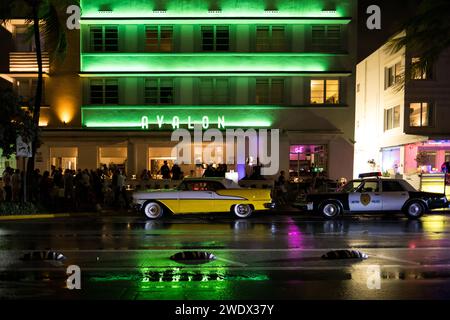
[141,115,226,130]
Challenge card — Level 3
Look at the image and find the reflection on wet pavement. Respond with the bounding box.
[1,213,450,299]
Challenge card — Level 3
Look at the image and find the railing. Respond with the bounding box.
[9,51,49,73]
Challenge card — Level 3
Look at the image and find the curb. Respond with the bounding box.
[0,212,98,221]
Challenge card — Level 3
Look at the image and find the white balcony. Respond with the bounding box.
[9,52,49,73]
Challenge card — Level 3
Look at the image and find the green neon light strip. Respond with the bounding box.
[81,53,333,73]
[80,18,351,25]
[83,53,346,58]
[79,72,352,77]
[80,0,348,18]
[83,121,272,128]
[82,105,281,110]
[81,105,274,128]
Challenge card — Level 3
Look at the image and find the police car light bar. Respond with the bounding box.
[358,172,382,179]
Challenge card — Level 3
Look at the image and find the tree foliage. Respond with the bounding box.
[388,0,450,80]
[0,88,37,158]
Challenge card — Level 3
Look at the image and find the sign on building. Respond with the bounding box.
[16,136,32,158]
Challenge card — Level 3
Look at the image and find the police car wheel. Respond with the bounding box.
[143,201,164,219]
[405,201,424,219]
[320,201,341,219]
[233,204,253,218]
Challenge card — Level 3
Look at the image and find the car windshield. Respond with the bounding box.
[177,181,225,191]
[339,180,363,193]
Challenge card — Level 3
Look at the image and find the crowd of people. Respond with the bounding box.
[0,165,131,210]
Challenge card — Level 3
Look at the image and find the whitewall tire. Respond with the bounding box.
[233,204,253,218]
[143,202,164,219]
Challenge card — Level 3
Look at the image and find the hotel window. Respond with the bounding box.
[311,25,341,51]
[145,78,174,104]
[90,79,118,104]
[385,62,402,89]
[200,79,229,104]
[411,57,431,80]
[256,79,284,104]
[256,26,286,51]
[310,80,340,104]
[201,26,229,51]
[90,26,118,52]
[384,105,400,131]
[409,102,433,127]
[145,26,173,52]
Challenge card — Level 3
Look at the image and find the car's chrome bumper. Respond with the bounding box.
[264,202,276,209]
[293,202,314,211]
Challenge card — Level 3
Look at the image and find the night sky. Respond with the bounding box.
[357,0,421,62]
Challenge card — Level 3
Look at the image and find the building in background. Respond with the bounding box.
[1,0,357,181]
[354,33,450,187]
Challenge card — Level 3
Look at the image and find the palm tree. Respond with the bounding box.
[387,0,450,83]
[1,0,78,200]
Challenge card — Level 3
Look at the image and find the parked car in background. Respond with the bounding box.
[294,172,449,219]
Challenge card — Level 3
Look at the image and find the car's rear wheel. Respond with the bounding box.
[320,201,342,219]
[143,201,164,219]
[233,204,253,218]
[404,201,425,219]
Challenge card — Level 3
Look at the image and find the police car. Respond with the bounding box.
[295,172,449,219]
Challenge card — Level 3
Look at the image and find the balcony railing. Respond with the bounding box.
[9,51,49,73]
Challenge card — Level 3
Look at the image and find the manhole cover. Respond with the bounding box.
[170,251,216,265]
[321,250,368,260]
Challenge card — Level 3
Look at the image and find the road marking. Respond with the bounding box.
[214,257,248,267]
[371,254,421,265]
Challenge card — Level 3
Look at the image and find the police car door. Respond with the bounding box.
[348,180,382,211]
[380,180,409,211]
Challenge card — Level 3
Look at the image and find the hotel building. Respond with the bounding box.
[1,0,357,181]
[354,34,450,187]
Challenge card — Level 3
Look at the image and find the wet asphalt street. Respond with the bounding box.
[1,210,450,300]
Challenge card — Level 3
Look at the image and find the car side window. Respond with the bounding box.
[382,181,405,192]
[359,181,379,193]
[206,182,225,191]
[178,182,188,191]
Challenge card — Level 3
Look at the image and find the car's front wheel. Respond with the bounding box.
[233,204,253,218]
[404,201,425,219]
[143,201,164,219]
[319,201,342,219]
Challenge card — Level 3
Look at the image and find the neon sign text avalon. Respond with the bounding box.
[141,115,226,130]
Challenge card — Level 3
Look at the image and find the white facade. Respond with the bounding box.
[355,35,450,186]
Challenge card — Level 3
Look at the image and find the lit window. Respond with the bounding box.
[256,26,286,52]
[256,78,284,104]
[201,26,229,51]
[409,102,433,127]
[385,62,402,89]
[200,79,229,104]
[384,105,400,131]
[145,78,173,104]
[411,57,431,80]
[310,79,340,104]
[90,26,118,52]
[145,26,173,52]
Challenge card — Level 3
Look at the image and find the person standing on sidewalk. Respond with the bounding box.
[2,167,12,202]
[11,169,21,202]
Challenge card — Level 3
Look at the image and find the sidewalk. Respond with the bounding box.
[0,209,137,221]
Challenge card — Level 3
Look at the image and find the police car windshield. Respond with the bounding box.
[340,180,363,193]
